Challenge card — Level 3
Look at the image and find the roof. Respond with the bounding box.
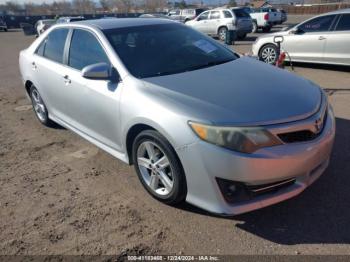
[74,18,175,30]
[325,8,350,15]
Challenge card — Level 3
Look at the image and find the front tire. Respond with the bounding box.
[252,21,258,33]
[237,33,247,40]
[29,85,54,127]
[259,44,278,64]
[132,130,187,205]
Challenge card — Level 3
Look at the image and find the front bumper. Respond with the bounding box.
[177,107,335,215]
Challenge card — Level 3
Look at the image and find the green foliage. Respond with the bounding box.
[228,0,237,7]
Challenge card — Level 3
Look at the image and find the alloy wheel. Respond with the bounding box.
[261,47,277,64]
[31,89,47,122]
[136,141,174,196]
[219,28,227,41]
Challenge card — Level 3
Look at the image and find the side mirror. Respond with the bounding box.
[82,62,120,82]
[290,27,303,35]
[273,35,284,44]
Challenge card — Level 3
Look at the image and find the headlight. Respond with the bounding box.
[189,121,282,153]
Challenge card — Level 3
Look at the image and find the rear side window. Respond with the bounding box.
[335,14,350,31]
[223,11,233,18]
[232,9,250,18]
[68,29,110,70]
[42,28,69,63]
[210,11,221,20]
[299,15,336,32]
[35,40,46,56]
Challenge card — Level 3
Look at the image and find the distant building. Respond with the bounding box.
[251,1,270,8]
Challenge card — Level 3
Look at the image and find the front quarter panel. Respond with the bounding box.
[120,76,199,157]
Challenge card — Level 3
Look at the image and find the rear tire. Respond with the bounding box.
[132,130,187,205]
[262,26,271,33]
[237,33,247,40]
[218,26,228,41]
[29,85,54,127]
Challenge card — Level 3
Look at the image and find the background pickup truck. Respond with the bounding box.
[243,7,284,33]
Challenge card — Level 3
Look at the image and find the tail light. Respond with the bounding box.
[264,13,269,20]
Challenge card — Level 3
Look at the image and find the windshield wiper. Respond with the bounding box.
[143,59,234,78]
[184,59,234,72]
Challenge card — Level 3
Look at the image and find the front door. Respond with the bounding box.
[282,14,336,63]
[60,29,123,151]
[323,14,350,65]
[192,11,210,34]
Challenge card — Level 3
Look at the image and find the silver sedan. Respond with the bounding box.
[252,8,350,66]
[19,18,335,215]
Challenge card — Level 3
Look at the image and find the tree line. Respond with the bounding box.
[0,0,196,16]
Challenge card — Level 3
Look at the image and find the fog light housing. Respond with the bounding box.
[216,178,250,203]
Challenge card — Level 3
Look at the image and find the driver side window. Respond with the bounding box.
[68,29,110,71]
[298,15,336,33]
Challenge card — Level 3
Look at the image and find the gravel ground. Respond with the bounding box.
[0,18,350,256]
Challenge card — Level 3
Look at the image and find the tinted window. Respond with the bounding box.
[104,23,237,79]
[242,7,252,14]
[232,9,250,18]
[210,11,221,19]
[68,29,110,70]
[299,15,335,32]
[335,14,350,31]
[223,11,233,18]
[35,40,46,56]
[43,28,68,63]
[198,11,209,21]
[195,9,206,16]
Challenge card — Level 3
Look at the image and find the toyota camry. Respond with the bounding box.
[19,18,335,215]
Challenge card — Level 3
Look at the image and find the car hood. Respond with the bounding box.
[142,57,321,126]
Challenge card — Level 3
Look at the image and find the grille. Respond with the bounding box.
[277,109,327,144]
[278,130,319,143]
[247,178,296,197]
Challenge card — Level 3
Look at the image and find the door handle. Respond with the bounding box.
[319,36,326,40]
[31,62,37,70]
[63,75,71,85]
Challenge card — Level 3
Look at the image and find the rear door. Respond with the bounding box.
[207,10,221,35]
[323,13,350,65]
[282,15,337,63]
[32,28,70,117]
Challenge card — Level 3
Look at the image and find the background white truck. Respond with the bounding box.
[242,7,284,33]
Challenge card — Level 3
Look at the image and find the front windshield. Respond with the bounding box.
[103,23,237,78]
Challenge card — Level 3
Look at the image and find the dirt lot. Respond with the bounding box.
[1,19,350,256]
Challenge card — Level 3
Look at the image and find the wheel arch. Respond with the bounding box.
[24,80,33,96]
[217,25,228,35]
[125,123,156,164]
